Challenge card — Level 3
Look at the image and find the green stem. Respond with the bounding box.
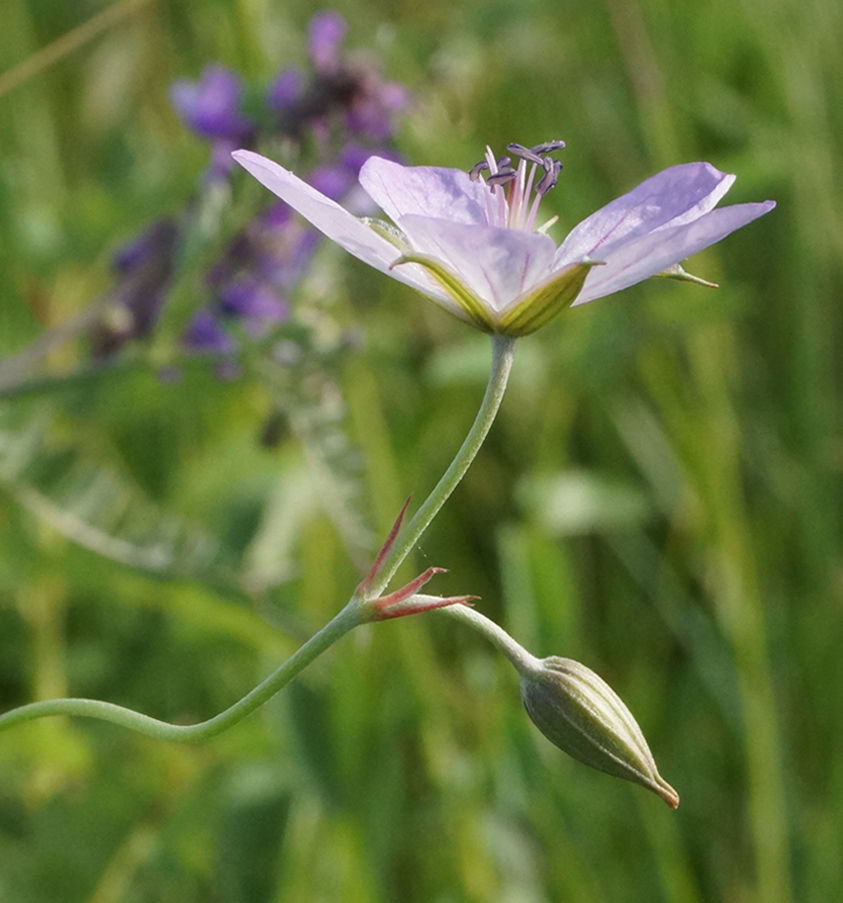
[440,603,541,677]
[0,335,517,741]
[369,334,517,597]
[0,603,360,742]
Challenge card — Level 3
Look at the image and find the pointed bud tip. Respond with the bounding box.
[657,777,680,810]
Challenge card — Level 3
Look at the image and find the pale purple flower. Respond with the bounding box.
[232,142,775,336]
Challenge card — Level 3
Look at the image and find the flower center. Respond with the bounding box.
[468,140,565,233]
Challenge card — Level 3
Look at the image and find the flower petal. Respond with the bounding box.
[573,200,775,305]
[232,150,452,306]
[398,214,557,313]
[555,163,736,268]
[360,156,489,226]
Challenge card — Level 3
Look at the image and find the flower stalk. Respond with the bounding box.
[367,334,516,597]
[0,602,361,742]
[0,335,515,741]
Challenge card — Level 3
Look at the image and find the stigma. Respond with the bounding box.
[469,140,565,232]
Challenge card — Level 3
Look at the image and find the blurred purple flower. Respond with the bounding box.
[233,143,775,336]
[344,72,409,142]
[308,163,356,201]
[162,10,410,376]
[184,310,237,353]
[267,68,305,114]
[271,17,408,142]
[257,225,320,288]
[308,10,347,73]
[171,65,255,142]
[92,218,179,358]
[219,279,287,330]
[206,139,242,184]
[260,202,293,232]
[113,219,177,276]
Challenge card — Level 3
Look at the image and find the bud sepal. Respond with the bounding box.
[521,656,679,809]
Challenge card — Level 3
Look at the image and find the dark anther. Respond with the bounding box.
[536,159,562,195]
[487,170,518,188]
[507,143,543,165]
[469,160,490,181]
[531,140,566,155]
[469,140,565,192]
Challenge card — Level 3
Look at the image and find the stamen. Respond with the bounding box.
[467,140,566,231]
[522,159,538,223]
[469,160,489,181]
[487,170,517,188]
[507,143,543,166]
[531,140,566,155]
[536,159,562,196]
[508,158,528,229]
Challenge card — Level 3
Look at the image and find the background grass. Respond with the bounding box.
[0,0,840,901]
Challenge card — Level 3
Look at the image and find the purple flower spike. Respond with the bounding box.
[308,11,347,73]
[92,218,179,358]
[308,164,356,202]
[346,78,409,142]
[219,280,287,327]
[206,139,240,184]
[260,202,293,232]
[184,310,237,353]
[267,68,305,114]
[113,219,176,275]
[232,143,775,337]
[171,65,254,142]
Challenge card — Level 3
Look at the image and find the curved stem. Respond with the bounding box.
[369,334,517,597]
[0,602,361,742]
[0,335,516,742]
[439,603,541,677]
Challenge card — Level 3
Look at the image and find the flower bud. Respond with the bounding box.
[521,656,679,808]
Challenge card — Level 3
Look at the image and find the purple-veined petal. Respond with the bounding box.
[398,214,557,313]
[555,163,737,268]
[573,200,775,306]
[360,157,489,226]
[232,150,452,307]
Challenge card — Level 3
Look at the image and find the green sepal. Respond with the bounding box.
[392,254,602,337]
[391,253,498,332]
[655,263,718,288]
[362,217,410,252]
[497,260,600,336]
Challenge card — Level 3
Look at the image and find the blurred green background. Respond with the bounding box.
[0,0,839,900]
